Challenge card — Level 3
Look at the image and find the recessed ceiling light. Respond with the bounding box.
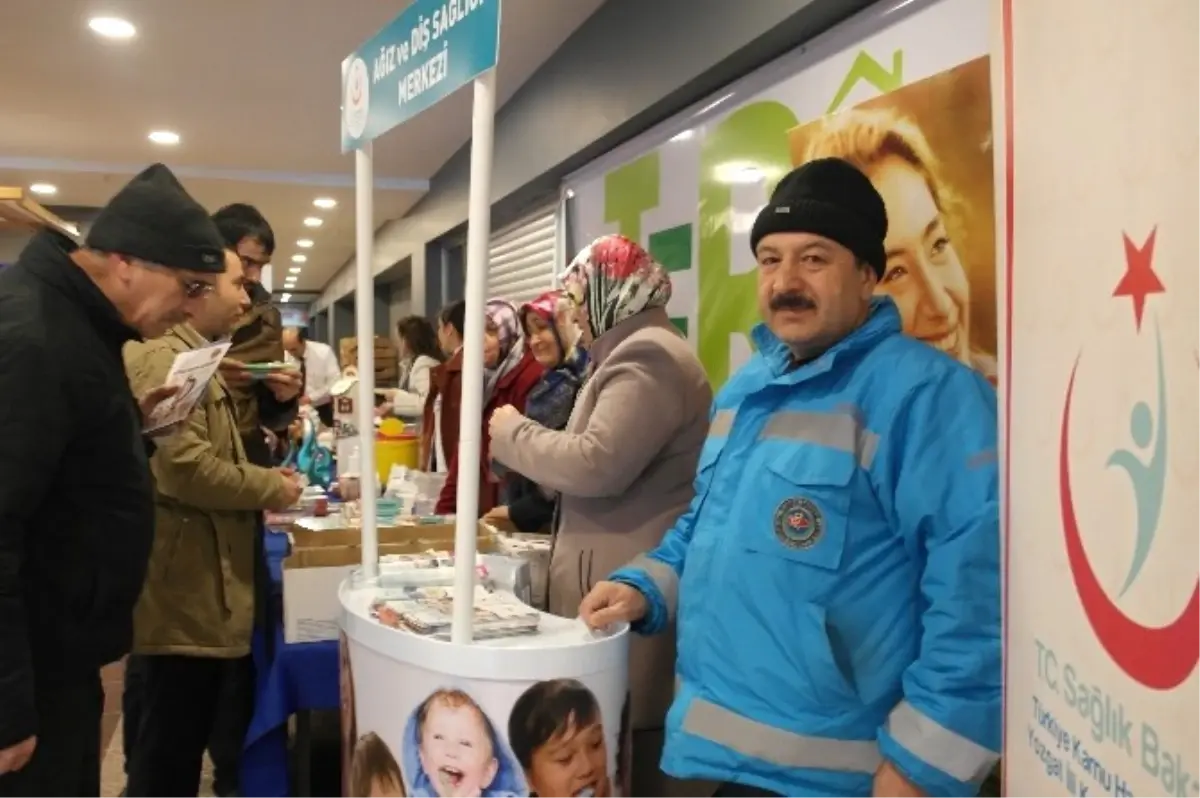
[88,16,136,40]
[29,183,57,196]
[313,198,337,210]
[288,267,302,274]
[148,130,180,146]
[280,293,292,303]
[291,254,307,263]
[303,217,323,228]
[296,239,314,249]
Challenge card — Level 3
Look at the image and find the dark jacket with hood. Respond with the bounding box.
[0,230,156,749]
[227,280,297,466]
[506,348,588,532]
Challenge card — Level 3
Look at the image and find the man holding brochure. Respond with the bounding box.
[122,248,302,796]
[0,164,228,796]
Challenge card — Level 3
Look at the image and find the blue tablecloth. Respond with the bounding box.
[240,529,340,797]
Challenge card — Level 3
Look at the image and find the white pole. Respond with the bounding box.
[451,70,497,644]
[355,142,379,582]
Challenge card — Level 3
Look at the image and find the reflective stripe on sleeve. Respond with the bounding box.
[885,700,999,783]
[627,554,678,621]
[681,697,883,774]
[759,409,879,468]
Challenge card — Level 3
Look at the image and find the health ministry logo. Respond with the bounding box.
[343,56,371,140]
[1057,227,1199,690]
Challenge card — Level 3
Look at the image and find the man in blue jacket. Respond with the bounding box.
[580,158,1000,797]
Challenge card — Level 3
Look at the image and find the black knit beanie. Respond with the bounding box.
[86,163,226,274]
[749,158,888,279]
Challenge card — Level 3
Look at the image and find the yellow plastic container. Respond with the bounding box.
[376,433,420,483]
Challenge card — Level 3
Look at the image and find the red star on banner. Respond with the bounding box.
[1112,228,1165,331]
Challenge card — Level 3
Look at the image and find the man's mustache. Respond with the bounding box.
[769,292,817,311]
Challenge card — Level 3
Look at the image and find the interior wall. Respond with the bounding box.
[316,0,878,307]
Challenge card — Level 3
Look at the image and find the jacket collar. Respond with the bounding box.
[587,306,676,367]
[17,228,141,346]
[751,295,902,382]
[167,323,211,350]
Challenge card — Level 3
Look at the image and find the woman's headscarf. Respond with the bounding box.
[483,298,526,403]
[519,290,588,432]
[560,234,672,341]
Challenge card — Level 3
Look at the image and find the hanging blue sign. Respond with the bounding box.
[341,0,501,152]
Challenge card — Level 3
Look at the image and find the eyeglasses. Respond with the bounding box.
[180,278,215,298]
[239,253,270,271]
[133,259,216,298]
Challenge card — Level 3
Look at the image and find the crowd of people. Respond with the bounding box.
[0,155,1000,798]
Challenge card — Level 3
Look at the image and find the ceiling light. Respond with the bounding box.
[291,254,307,263]
[313,198,337,210]
[280,293,292,303]
[288,267,302,274]
[148,130,180,146]
[88,16,136,40]
[296,239,314,249]
[29,183,57,196]
[303,217,323,228]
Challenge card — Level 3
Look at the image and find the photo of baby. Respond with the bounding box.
[352,732,407,797]
[402,687,526,797]
[507,679,612,798]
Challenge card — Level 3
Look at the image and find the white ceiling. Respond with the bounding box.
[0,0,604,292]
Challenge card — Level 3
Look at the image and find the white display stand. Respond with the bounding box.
[340,580,631,797]
[336,4,631,797]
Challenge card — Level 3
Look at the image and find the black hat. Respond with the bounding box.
[749,158,888,279]
[86,163,226,274]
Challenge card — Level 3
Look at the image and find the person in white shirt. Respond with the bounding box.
[282,326,341,427]
[378,315,444,420]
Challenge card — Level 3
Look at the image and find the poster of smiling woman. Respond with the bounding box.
[787,55,997,384]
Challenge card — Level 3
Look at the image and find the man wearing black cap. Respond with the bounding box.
[0,163,227,796]
[580,159,1002,797]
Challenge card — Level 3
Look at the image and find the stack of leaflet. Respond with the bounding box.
[369,585,541,641]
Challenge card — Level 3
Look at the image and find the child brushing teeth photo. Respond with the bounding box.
[507,680,613,798]
[404,688,525,797]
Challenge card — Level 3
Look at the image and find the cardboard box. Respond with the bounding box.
[281,522,497,644]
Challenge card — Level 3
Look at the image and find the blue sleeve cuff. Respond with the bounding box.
[609,568,667,635]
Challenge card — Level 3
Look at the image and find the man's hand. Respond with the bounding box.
[218,358,254,388]
[267,468,304,510]
[0,735,36,775]
[482,505,510,524]
[873,760,925,797]
[137,383,179,426]
[264,370,303,402]
[579,581,648,630]
[488,404,523,439]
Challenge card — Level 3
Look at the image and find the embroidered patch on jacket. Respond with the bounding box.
[773,496,823,550]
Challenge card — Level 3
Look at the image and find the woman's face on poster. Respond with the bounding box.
[867,155,972,364]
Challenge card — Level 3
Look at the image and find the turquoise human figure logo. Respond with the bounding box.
[1106,322,1167,596]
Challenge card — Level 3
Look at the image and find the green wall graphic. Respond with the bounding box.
[592,48,906,387]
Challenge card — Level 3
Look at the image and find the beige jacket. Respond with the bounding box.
[124,324,292,657]
[490,307,712,729]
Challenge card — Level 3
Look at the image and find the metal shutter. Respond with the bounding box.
[487,205,558,305]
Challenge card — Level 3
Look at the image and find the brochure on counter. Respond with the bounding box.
[145,341,231,433]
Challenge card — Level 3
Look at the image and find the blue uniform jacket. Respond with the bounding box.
[610,298,1001,797]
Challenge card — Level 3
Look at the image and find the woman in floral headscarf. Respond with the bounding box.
[488,235,712,796]
[434,298,542,515]
[483,290,589,533]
